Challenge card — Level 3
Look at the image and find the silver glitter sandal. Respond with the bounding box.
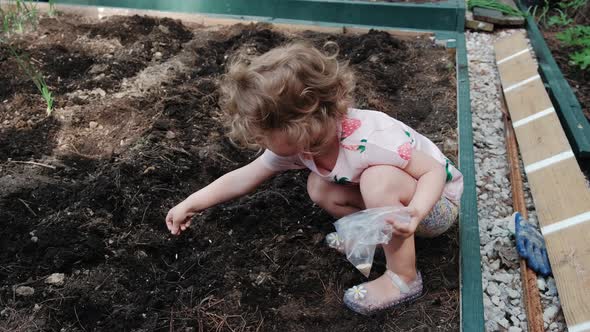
[343,270,423,315]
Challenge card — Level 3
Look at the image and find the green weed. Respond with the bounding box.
[530,0,551,26]
[5,44,55,115]
[0,0,40,34]
[556,25,590,70]
[558,0,587,12]
[48,0,57,17]
[547,9,574,27]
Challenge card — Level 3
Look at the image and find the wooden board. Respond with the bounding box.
[465,11,494,32]
[495,32,590,331]
[473,0,525,26]
[473,7,525,26]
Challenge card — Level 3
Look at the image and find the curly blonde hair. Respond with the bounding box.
[219,42,355,154]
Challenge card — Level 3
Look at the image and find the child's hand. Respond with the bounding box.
[166,202,197,236]
[387,206,421,238]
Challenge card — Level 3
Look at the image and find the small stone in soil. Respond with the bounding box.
[15,286,35,296]
[45,273,65,286]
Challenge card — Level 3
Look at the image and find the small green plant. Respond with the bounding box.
[558,0,587,12]
[547,9,574,27]
[569,50,590,70]
[48,0,57,17]
[556,25,590,47]
[5,44,54,115]
[530,0,551,25]
[0,0,40,34]
[556,25,590,70]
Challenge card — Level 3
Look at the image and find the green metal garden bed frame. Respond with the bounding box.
[50,1,485,330]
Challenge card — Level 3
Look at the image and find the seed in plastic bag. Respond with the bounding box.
[356,263,372,277]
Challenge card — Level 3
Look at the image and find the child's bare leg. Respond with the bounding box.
[343,165,419,310]
[306,172,365,217]
[360,165,418,281]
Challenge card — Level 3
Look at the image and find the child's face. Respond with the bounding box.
[262,130,302,157]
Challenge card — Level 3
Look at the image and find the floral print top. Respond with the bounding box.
[260,108,464,205]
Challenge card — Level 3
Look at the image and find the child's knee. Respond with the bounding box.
[307,172,327,205]
[360,166,416,207]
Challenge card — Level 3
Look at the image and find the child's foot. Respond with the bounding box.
[325,232,345,253]
[343,270,423,315]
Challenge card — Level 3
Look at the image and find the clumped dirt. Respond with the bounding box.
[0,13,458,332]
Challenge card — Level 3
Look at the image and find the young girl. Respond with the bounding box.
[165,42,463,315]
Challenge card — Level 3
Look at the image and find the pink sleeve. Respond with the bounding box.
[363,126,414,169]
[259,150,306,172]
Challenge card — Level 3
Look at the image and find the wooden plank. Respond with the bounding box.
[502,92,544,332]
[544,223,590,327]
[474,0,525,26]
[472,7,524,26]
[495,31,529,61]
[465,11,494,32]
[497,52,539,87]
[495,32,590,329]
[513,112,571,165]
[525,158,590,226]
[503,79,553,123]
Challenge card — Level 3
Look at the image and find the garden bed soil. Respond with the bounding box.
[0,13,458,331]
[542,28,590,120]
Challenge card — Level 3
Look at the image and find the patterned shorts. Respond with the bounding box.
[415,197,459,238]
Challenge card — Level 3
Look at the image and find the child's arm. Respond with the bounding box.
[166,156,278,235]
[391,149,447,237]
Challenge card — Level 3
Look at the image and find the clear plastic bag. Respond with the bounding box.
[334,207,411,277]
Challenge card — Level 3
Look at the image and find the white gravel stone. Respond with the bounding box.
[507,288,519,299]
[543,305,560,322]
[508,327,522,332]
[486,282,501,297]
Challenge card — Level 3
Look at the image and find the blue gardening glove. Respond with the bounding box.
[513,212,552,277]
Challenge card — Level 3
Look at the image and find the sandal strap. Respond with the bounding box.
[385,270,411,294]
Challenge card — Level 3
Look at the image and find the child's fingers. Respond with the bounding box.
[171,217,183,235]
[392,221,410,232]
[165,211,174,231]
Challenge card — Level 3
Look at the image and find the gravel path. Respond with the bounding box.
[466,30,567,332]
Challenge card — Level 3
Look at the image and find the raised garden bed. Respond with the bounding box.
[516,0,590,158]
[0,12,461,331]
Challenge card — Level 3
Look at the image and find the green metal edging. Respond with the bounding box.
[517,1,590,158]
[54,0,465,32]
[456,33,485,332]
[43,1,484,330]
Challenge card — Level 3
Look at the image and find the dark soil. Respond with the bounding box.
[542,28,590,120]
[0,13,458,332]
